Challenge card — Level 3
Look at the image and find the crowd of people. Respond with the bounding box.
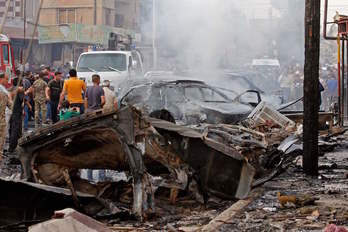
[0,66,118,163]
[279,64,338,111]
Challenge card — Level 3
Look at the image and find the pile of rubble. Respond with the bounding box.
[0,102,343,231]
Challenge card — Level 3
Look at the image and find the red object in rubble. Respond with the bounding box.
[324,224,348,232]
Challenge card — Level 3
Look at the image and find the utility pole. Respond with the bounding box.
[94,0,97,25]
[303,0,321,176]
[24,0,44,64]
[23,0,27,64]
[152,0,157,69]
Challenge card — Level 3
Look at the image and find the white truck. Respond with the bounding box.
[76,50,144,90]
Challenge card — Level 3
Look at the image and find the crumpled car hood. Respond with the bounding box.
[196,101,253,115]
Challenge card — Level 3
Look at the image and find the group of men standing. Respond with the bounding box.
[0,68,118,161]
[25,71,64,127]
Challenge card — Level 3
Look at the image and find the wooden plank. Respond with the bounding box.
[200,188,264,232]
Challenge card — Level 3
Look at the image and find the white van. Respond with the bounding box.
[76,50,143,89]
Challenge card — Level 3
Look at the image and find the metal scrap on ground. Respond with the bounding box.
[0,102,342,230]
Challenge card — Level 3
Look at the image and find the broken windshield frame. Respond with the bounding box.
[183,86,230,103]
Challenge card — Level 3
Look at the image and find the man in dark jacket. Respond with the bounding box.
[319,81,324,111]
[8,78,25,153]
[46,71,63,123]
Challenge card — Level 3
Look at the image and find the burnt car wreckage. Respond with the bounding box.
[120,79,253,125]
[13,106,260,222]
[3,101,307,226]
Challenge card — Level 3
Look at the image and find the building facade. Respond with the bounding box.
[38,0,141,66]
[0,0,43,67]
[0,0,141,68]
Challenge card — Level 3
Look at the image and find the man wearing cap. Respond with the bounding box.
[0,73,12,161]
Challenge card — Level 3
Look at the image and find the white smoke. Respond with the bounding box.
[140,0,305,72]
[156,0,248,69]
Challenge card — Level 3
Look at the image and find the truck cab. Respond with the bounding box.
[76,50,143,89]
[0,34,15,88]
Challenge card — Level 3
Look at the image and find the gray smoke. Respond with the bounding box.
[140,0,305,71]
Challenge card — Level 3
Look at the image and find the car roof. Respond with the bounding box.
[131,78,207,87]
[123,79,214,96]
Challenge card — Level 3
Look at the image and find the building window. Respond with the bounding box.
[58,8,75,24]
[104,8,112,26]
[115,14,124,27]
[2,44,9,64]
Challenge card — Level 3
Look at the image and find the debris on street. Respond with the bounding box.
[29,208,113,232]
[0,101,327,229]
[0,0,348,231]
[0,98,344,231]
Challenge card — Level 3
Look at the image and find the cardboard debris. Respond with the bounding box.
[29,208,112,232]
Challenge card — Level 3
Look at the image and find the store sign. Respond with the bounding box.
[38,24,135,45]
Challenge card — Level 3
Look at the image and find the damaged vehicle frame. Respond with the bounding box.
[120,79,253,125]
[17,106,254,221]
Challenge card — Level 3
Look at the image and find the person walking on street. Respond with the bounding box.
[86,74,105,112]
[59,69,86,114]
[0,73,12,161]
[26,72,48,128]
[8,79,25,153]
[43,66,55,82]
[23,72,32,131]
[319,81,325,111]
[85,74,105,181]
[326,72,338,108]
[46,71,63,123]
[42,67,54,123]
[102,80,118,110]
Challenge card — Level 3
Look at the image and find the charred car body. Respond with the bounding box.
[11,71,302,224]
[12,99,301,224]
[17,107,256,221]
[120,79,253,125]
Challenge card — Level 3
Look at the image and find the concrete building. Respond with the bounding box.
[39,0,139,29]
[0,0,42,67]
[37,0,141,66]
[0,0,141,68]
[0,0,21,18]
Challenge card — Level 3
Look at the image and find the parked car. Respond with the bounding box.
[120,78,253,125]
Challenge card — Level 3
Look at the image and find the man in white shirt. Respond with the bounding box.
[102,80,118,110]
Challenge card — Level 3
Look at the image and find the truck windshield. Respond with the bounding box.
[77,53,127,72]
